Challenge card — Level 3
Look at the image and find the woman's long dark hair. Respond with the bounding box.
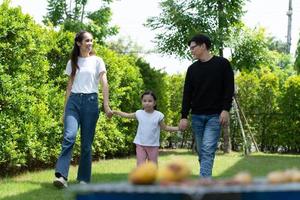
[141,91,158,110]
[70,30,96,79]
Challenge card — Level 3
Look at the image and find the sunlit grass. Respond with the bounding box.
[0,149,299,200]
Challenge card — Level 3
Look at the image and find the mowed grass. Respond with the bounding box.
[0,149,300,200]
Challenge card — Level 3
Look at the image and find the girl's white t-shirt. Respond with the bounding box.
[65,56,106,93]
[133,110,164,147]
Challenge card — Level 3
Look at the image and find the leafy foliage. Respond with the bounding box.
[230,27,270,71]
[266,36,288,54]
[278,76,300,152]
[162,74,186,148]
[146,0,247,57]
[43,0,118,43]
[0,1,62,173]
[230,26,295,72]
[295,34,300,74]
[233,68,300,153]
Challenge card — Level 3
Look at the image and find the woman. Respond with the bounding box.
[53,30,112,188]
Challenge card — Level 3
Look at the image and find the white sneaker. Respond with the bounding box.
[79,181,87,185]
[53,177,68,189]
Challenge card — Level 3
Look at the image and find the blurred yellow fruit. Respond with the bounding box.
[291,170,300,182]
[233,172,252,185]
[128,161,157,185]
[283,168,300,182]
[267,171,288,184]
[157,159,190,183]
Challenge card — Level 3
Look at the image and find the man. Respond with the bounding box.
[179,33,234,178]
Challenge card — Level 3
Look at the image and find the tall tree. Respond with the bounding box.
[266,36,288,54]
[230,27,269,71]
[295,34,300,74]
[43,0,66,26]
[146,0,247,58]
[43,0,87,25]
[43,0,118,43]
[230,26,295,72]
[107,36,143,55]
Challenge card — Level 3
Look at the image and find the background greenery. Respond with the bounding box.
[0,0,300,176]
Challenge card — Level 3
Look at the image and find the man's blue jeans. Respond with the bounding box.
[55,93,99,182]
[191,114,221,178]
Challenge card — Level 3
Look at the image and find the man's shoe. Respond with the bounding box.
[79,181,87,185]
[53,177,68,189]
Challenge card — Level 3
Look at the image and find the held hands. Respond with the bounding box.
[219,110,229,127]
[104,105,113,119]
[112,110,117,115]
[179,118,189,131]
[111,110,119,117]
[178,111,229,130]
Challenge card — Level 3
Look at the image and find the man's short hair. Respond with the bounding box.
[188,34,212,50]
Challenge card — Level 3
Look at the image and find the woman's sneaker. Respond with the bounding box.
[53,177,68,189]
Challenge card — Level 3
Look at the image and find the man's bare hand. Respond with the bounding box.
[220,110,229,127]
[179,118,189,131]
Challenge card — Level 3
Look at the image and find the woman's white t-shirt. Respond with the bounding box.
[133,110,164,147]
[65,56,106,93]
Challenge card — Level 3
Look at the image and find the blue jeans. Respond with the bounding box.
[191,114,221,178]
[55,93,99,182]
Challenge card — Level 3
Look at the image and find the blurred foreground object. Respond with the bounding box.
[267,168,300,184]
[129,161,157,185]
[232,171,253,185]
[157,159,190,184]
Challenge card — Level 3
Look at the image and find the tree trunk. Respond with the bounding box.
[222,124,232,153]
[180,132,184,148]
[217,0,224,57]
[190,134,196,153]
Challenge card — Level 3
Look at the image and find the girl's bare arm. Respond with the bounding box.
[113,110,136,119]
[160,120,179,132]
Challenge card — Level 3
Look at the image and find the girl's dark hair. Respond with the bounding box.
[141,91,157,110]
[70,30,95,79]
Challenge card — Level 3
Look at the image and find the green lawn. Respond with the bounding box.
[1,149,300,200]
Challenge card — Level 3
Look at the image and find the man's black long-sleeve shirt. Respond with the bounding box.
[181,56,234,118]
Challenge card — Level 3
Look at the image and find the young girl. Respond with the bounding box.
[113,91,179,166]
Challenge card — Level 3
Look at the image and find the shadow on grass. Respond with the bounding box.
[159,149,196,156]
[216,154,300,178]
[93,173,128,183]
